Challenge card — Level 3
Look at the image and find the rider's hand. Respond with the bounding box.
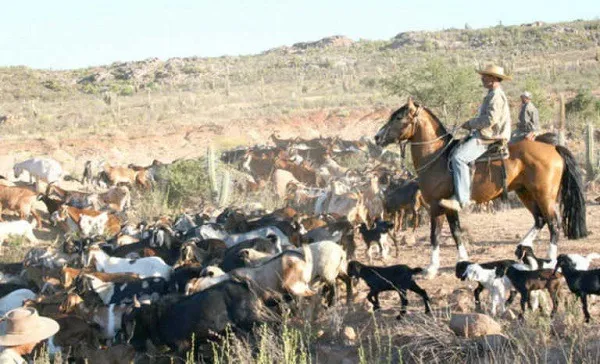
[525,132,535,141]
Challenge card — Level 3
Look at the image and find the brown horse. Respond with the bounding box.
[374,99,587,277]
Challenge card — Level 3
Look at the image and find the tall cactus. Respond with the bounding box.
[218,170,231,207]
[207,145,218,201]
[586,123,596,180]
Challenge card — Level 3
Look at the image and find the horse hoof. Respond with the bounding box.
[424,265,439,279]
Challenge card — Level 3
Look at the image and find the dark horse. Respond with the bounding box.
[374,98,587,277]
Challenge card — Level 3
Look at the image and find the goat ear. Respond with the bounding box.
[407,97,416,111]
[133,295,141,308]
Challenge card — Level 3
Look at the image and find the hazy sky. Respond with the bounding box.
[1,0,598,70]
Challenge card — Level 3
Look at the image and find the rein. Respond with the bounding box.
[401,106,457,176]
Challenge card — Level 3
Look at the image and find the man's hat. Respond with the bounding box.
[0,308,59,346]
[521,91,532,99]
[476,64,512,81]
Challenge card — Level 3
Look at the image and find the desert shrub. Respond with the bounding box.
[41,80,64,92]
[566,88,600,131]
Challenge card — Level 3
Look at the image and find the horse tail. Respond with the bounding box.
[556,145,588,239]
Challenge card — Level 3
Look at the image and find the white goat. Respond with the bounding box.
[185,266,228,295]
[13,157,63,185]
[0,289,37,316]
[0,219,38,245]
[240,240,351,305]
[86,246,172,279]
[225,226,290,248]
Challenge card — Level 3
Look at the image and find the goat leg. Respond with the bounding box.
[337,272,352,305]
[396,289,408,319]
[581,294,591,323]
[550,289,559,318]
[506,290,517,306]
[410,281,431,315]
[366,291,379,310]
[325,283,336,307]
[473,284,484,312]
[518,291,529,320]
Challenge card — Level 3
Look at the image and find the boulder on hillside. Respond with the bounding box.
[292,35,354,50]
[449,313,502,338]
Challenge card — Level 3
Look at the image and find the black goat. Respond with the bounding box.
[358,219,394,262]
[455,259,517,310]
[554,254,600,323]
[347,260,430,319]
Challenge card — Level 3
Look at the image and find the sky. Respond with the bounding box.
[1,0,598,70]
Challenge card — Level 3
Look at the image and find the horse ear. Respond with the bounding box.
[407,97,416,111]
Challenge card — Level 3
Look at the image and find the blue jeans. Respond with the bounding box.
[450,137,489,205]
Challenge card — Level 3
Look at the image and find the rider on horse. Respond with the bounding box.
[439,64,512,212]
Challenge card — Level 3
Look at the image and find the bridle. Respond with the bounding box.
[396,105,457,175]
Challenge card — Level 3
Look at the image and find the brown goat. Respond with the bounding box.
[102,163,150,189]
[0,184,42,226]
[52,205,121,238]
[61,266,141,289]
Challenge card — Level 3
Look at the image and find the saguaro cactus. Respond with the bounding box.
[218,170,231,207]
[558,94,566,146]
[586,123,596,180]
[207,145,218,200]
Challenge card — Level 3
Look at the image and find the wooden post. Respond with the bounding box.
[558,94,566,146]
[586,123,596,180]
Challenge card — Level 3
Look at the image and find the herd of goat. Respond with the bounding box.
[0,134,599,362]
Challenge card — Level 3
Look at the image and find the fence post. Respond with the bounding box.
[558,94,566,146]
[586,123,596,180]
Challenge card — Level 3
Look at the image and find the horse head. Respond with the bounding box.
[375,97,422,147]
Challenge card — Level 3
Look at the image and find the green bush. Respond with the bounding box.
[156,158,212,208]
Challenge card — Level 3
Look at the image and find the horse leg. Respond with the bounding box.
[524,186,561,259]
[538,198,561,260]
[425,207,445,278]
[515,189,546,248]
[445,210,468,262]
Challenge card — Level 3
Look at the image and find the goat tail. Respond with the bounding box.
[556,145,588,239]
[411,267,424,275]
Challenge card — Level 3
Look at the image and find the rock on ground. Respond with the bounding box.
[449,313,503,338]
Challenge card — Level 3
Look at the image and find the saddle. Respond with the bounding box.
[475,139,509,162]
[464,138,510,202]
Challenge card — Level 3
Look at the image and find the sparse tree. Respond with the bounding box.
[383,57,480,124]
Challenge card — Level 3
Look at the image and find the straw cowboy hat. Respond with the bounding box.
[476,64,512,81]
[0,308,59,346]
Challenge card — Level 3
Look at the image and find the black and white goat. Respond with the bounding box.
[347,260,430,318]
[457,261,516,315]
[358,219,394,262]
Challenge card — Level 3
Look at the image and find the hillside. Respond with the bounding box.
[0,18,599,173]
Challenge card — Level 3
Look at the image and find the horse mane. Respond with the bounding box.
[390,102,449,136]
